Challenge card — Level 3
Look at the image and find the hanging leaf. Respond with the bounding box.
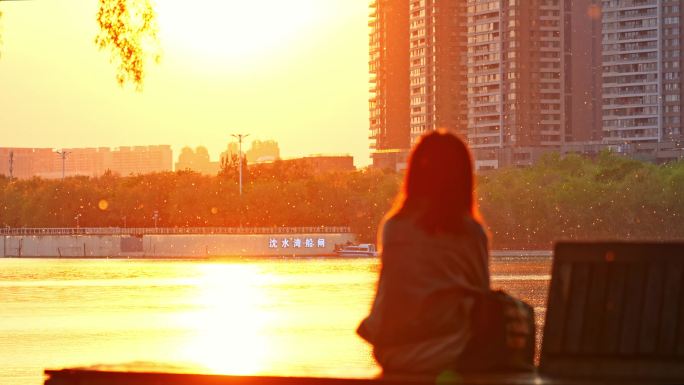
[95,0,160,90]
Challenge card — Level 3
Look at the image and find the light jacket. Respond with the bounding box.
[358,214,490,373]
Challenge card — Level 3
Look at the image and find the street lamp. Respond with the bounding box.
[152,210,159,229]
[8,151,14,181]
[230,133,249,196]
[55,149,71,181]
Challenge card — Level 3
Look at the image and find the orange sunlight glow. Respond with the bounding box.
[176,264,274,374]
[157,0,321,66]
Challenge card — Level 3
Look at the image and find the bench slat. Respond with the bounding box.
[600,264,627,355]
[564,264,590,354]
[542,262,572,354]
[619,263,646,355]
[581,264,608,354]
[658,262,683,355]
[678,263,684,357]
[638,263,665,354]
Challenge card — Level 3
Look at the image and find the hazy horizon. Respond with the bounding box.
[0,0,371,166]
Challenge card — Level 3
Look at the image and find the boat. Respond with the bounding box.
[334,243,378,257]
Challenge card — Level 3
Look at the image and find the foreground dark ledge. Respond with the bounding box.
[44,369,673,385]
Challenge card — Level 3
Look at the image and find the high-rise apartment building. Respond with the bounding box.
[602,0,683,142]
[409,0,468,145]
[369,0,410,168]
[369,0,682,169]
[370,0,569,168]
[563,1,603,142]
[467,0,564,150]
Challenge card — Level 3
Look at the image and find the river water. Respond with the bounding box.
[0,257,551,385]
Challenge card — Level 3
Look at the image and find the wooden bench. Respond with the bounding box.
[44,242,684,385]
[540,242,684,382]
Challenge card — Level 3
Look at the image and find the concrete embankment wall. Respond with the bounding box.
[1,235,128,258]
[1,233,356,258]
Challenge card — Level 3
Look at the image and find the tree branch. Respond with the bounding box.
[95,0,160,90]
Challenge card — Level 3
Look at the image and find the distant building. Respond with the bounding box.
[175,146,220,175]
[601,0,683,143]
[0,148,56,179]
[110,145,173,176]
[467,0,565,151]
[0,145,173,179]
[221,142,240,162]
[280,155,355,174]
[220,139,281,165]
[369,0,411,168]
[475,140,684,169]
[408,0,468,145]
[64,147,113,177]
[371,149,409,172]
[246,140,280,163]
[368,0,683,170]
[369,0,571,169]
[563,0,603,143]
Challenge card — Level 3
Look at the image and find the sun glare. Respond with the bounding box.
[157,0,321,67]
[176,264,274,374]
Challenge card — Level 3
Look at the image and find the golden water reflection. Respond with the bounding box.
[175,264,273,374]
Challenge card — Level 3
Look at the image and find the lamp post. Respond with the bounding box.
[230,133,249,196]
[8,151,14,181]
[152,210,159,229]
[55,149,70,181]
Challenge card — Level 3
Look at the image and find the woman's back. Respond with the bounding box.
[358,214,489,373]
[379,213,489,307]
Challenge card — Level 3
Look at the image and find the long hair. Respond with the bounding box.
[386,130,480,235]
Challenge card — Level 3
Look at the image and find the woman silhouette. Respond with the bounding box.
[357,130,490,374]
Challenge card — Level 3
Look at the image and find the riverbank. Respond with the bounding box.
[1,227,355,258]
[1,227,552,259]
[0,251,553,260]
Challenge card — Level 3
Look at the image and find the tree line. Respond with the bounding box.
[0,152,682,249]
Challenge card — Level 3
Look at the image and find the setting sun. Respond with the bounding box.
[157,0,323,66]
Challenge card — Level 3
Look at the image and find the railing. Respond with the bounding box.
[0,226,353,236]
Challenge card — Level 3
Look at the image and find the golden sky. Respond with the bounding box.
[0,0,370,166]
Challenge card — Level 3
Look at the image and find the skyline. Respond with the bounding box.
[368,0,683,170]
[0,1,372,166]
